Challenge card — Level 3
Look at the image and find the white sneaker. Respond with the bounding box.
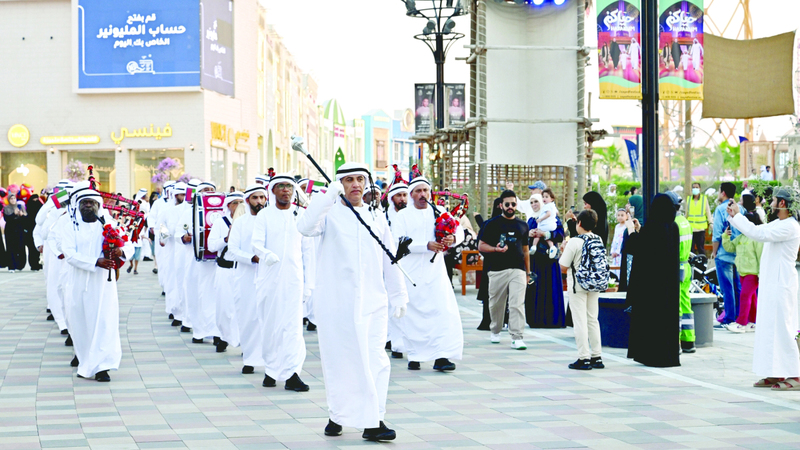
[511,340,527,350]
[746,323,756,332]
[725,323,746,333]
[490,333,500,344]
[548,246,558,259]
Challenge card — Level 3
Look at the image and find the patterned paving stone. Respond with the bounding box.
[1,265,800,449]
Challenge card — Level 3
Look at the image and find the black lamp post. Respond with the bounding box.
[400,0,467,131]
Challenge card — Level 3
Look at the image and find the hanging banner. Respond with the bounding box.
[624,139,639,181]
[658,0,704,100]
[414,84,436,134]
[445,84,466,128]
[597,0,642,100]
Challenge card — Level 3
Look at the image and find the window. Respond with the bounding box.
[211,146,226,189]
[64,150,116,192]
[376,140,387,169]
[132,149,184,194]
[393,142,401,164]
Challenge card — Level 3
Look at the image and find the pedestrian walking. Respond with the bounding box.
[712,182,744,325]
[477,189,531,350]
[686,182,713,256]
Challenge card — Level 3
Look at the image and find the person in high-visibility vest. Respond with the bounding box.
[686,182,713,256]
[668,191,696,353]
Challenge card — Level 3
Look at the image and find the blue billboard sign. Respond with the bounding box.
[77,0,201,91]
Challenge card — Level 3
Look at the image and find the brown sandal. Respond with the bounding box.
[753,377,783,388]
[771,378,800,391]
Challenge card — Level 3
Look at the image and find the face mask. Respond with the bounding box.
[692,188,700,196]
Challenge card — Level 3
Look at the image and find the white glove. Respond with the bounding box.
[326,181,344,199]
[263,253,280,266]
[393,305,407,319]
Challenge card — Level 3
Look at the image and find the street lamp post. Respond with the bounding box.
[400,1,467,131]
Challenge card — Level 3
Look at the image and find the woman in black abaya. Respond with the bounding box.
[625,194,681,368]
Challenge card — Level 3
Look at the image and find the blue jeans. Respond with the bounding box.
[715,259,740,324]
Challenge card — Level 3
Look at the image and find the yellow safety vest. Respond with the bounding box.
[686,195,708,231]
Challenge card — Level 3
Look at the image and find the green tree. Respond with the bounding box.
[593,144,626,181]
[719,141,741,178]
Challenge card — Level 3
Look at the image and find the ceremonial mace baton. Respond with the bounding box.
[290,135,417,286]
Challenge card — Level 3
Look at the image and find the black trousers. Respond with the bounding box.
[24,231,41,270]
[691,230,706,256]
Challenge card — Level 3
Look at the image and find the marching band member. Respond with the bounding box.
[180,181,219,343]
[255,175,270,186]
[61,187,133,382]
[207,191,244,353]
[150,181,175,291]
[392,177,464,372]
[35,179,72,334]
[227,184,268,374]
[252,174,313,392]
[162,182,188,328]
[297,162,408,441]
[384,182,409,358]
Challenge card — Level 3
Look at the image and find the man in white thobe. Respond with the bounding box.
[393,176,464,372]
[61,188,133,381]
[727,188,800,390]
[149,181,175,291]
[163,182,190,329]
[207,191,244,353]
[227,184,268,374]
[34,179,72,334]
[178,181,219,343]
[252,174,312,391]
[384,182,409,359]
[298,162,408,442]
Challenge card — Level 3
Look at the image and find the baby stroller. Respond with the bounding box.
[688,253,725,318]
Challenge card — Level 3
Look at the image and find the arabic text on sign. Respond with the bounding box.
[111,124,173,145]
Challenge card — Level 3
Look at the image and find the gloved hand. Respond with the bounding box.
[326,181,344,199]
[393,305,407,319]
[263,253,280,266]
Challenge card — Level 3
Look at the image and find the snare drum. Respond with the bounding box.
[193,192,226,261]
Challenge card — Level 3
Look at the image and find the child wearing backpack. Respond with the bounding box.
[559,209,609,370]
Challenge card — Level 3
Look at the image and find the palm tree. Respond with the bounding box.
[593,144,626,181]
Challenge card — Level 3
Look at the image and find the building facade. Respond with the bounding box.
[0,0,264,196]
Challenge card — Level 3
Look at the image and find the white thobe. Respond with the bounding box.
[138,200,152,260]
[227,213,264,367]
[730,214,800,378]
[176,205,217,339]
[691,43,703,71]
[61,218,133,378]
[46,211,72,332]
[35,201,66,330]
[149,197,168,288]
[298,197,409,429]
[208,214,240,347]
[252,205,311,381]
[629,43,641,70]
[393,205,464,362]
[163,202,189,322]
[385,206,406,354]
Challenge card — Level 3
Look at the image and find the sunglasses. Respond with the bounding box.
[503,202,516,207]
[275,183,294,191]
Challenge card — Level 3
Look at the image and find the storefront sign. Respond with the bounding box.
[597,0,642,100]
[658,0,704,100]
[7,124,30,147]
[210,121,250,152]
[40,135,101,145]
[77,0,201,91]
[111,124,173,145]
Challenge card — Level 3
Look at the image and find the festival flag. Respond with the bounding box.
[52,189,69,209]
[305,180,326,194]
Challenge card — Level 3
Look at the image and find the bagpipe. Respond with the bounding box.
[86,165,147,244]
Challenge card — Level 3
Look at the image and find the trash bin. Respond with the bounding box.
[597,292,630,349]
[691,293,717,348]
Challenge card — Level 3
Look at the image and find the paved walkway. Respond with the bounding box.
[1,262,799,450]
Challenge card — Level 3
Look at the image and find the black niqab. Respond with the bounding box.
[625,194,681,368]
[583,191,609,246]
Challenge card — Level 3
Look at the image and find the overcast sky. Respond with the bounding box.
[261,0,798,142]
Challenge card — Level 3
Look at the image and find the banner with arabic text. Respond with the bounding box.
[658,0,704,100]
[597,0,641,99]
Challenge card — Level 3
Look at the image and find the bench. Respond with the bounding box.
[455,250,482,296]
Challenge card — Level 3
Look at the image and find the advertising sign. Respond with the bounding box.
[201,0,234,96]
[658,0,704,100]
[597,0,641,100]
[414,84,436,134]
[445,84,466,128]
[624,139,639,180]
[77,0,201,91]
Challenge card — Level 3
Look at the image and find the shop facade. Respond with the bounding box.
[0,0,258,198]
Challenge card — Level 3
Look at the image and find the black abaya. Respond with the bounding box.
[625,194,681,368]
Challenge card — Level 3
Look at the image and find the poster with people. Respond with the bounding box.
[597,0,642,100]
[445,84,466,127]
[415,84,436,134]
[658,0,704,100]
